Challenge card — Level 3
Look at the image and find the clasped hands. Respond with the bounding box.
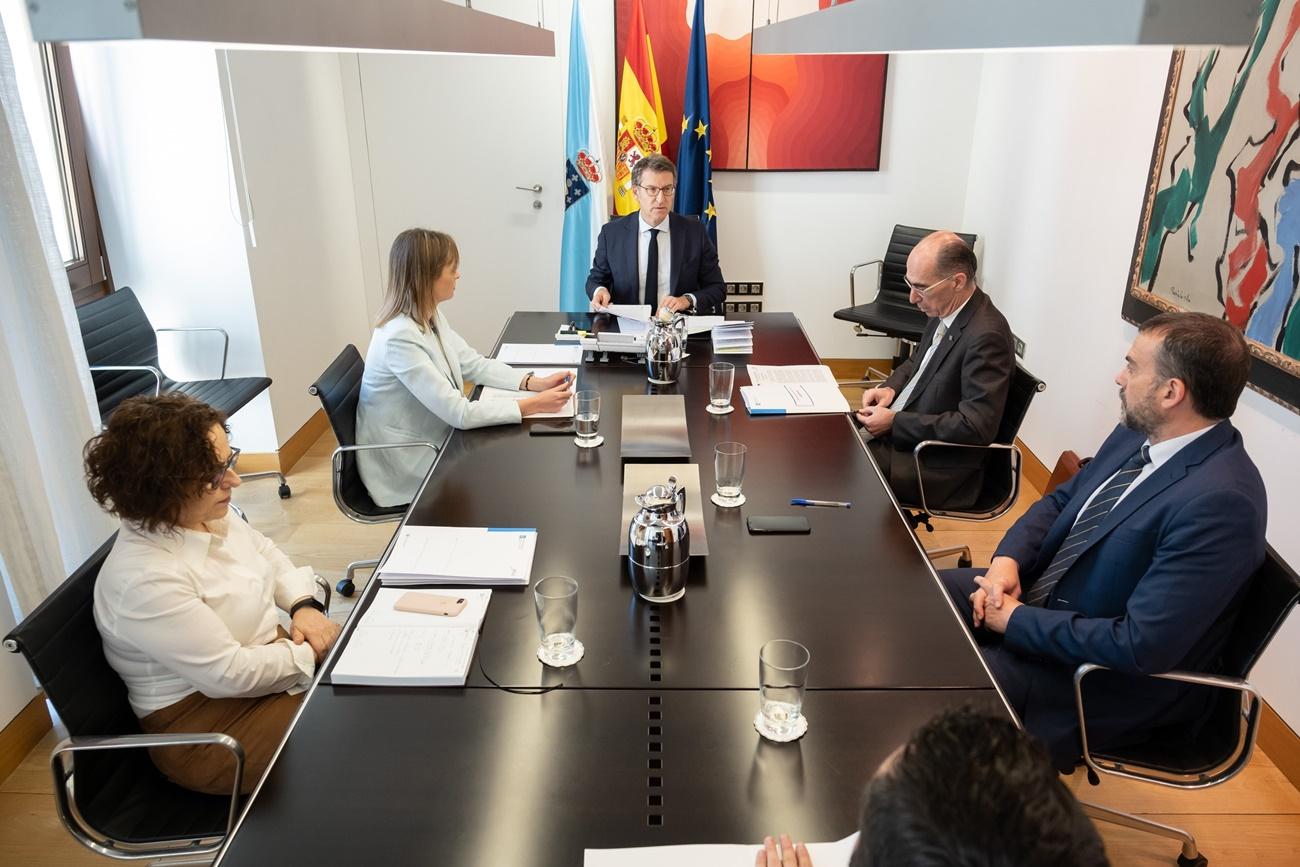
[590,287,690,316]
[970,556,1023,634]
[290,607,342,664]
[855,385,896,437]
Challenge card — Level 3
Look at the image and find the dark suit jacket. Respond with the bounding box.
[871,288,1014,508]
[994,421,1267,764]
[584,212,726,314]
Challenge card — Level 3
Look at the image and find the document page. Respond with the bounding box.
[330,589,492,687]
[585,833,859,867]
[685,315,725,335]
[496,343,584,366]
[604,304,652,322]
[377,527,537,585]
[746,364,838,386]
[480,368,578,418]
[740,382,851,415]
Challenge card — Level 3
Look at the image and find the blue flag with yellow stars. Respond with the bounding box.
[674,0,716,247]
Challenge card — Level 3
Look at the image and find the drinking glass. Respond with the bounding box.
[534,575,584,667]
[707,362,735,414]
[711,441,747,508]
[756,639,810,741]
[574,390,603,448]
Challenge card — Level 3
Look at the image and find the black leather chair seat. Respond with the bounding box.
[77,751,236,843]
[169,376,272,415]
[834,299,928,342]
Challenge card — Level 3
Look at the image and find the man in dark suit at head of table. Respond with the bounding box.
[942,311,1266,769]
[585,153,727,316]
[856,231,1015,511]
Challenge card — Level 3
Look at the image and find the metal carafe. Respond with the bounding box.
[645,311,687,384]
[627,475,691,603]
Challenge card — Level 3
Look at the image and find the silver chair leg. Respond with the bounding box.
[237,470,291,499]
[1079,800,1202,863]
[347,559,379,584]
[925,545,972,567]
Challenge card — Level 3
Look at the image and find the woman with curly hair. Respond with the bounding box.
[85,393,340,795]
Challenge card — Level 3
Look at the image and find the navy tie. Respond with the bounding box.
[644,228,659,307]
[1025,445,1152,607]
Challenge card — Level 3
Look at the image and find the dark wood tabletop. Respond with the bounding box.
[215,312,1005,866]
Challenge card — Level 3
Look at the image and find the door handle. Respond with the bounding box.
[515,184,542,193]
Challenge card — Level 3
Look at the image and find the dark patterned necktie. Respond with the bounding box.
[644,228,660,307]
[1025,445,1151,607]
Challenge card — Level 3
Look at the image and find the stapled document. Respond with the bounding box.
[377,527,538,586]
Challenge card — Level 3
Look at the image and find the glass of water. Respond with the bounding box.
[711,441,747,508]
[756,639,810,742]
[574,390,603,448]
[707,361,735,414]
[534,575,584,667]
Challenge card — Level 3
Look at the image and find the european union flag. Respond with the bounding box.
[674,0,716,247]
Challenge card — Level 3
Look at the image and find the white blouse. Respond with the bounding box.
[93,517,318,716]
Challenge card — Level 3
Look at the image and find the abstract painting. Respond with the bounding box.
[614,0,888,171]
[1126,0,1300,412]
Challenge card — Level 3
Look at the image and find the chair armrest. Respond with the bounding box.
[1073,662,1262,789]
[314,573,333,616]
[848,258,884,308]
[50,732,244,858]
[911,440,1021,521]
[88,365,163,397]
[330,442,441,524]
[156,327,230,378]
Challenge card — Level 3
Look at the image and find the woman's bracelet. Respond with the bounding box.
[523,373,534,391]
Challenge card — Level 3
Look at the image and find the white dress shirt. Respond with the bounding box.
[893,293,973,411]
[637,214,673,304]
[94,517,319,717]
[1072,423,1217,520]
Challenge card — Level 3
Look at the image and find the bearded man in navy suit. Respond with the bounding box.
[586,154,726,316]
[941,312,1267,767]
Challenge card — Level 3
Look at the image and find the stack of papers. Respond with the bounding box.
[740,365,850,415]
[712,321,754,354]
[585,833,859,866]
[480,367,577,418]
[686,315,725,335]
[330,588,491,687]
[377,526,538,586]
[496,343,584,366]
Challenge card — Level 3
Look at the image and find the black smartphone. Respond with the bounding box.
[528,420,576,436]
[746,516,812,535]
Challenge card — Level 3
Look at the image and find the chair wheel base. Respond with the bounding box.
[1177,855,1207,867]
[278,483,291,499]
[336,579,355,598]
[957,556,972,568]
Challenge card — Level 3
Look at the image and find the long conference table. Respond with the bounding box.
[216,312,1011,865]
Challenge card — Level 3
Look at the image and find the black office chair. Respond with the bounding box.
[309,345,439,598]
[907,363,1046,567]
[3,536,242,860]
[76,286,290,499]
[1071,547,1300,866]
[834,224,978,378]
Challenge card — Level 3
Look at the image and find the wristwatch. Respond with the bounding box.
[290,596,326,618]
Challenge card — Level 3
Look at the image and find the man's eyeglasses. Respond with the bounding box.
[636,184,676,200]
[903,273,957,296]
[211,447,240,489]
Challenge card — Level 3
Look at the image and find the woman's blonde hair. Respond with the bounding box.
[375,228,459,331]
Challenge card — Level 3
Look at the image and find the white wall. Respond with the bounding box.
[221,50,371,445]
[70,41,279,452]
[962,48,1300,733]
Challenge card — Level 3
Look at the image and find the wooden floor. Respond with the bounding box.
[3,429,1298,864]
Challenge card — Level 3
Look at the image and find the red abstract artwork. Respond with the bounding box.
[614,0,888,171]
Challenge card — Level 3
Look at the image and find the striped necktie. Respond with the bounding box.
[1025,445,1152,607]
[894,321,948,411]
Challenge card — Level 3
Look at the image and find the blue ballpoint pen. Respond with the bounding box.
[791,498,852,508]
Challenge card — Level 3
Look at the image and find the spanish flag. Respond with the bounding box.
[614,0,666,215]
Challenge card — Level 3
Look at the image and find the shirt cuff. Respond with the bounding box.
[275,566,320,612]
[283,638,317,693]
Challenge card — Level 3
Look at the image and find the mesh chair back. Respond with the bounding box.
[879,225,978,308]
[76,287,164,418]
[4,535,232,842]
[309,345,393,518]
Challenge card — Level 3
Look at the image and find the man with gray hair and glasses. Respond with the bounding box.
[857,231,1015,510]
[586,154,727,315]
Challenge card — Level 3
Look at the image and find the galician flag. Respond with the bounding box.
[614,0,667,216]
[559,1,609,310]
[675,0,716,246]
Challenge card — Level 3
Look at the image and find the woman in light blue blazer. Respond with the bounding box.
[356,229,572,507]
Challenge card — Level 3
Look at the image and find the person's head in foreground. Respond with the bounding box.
[84,393,238,533]
[852,708,1108,866]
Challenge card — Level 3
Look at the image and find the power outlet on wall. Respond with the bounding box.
[1013,334,1026,359]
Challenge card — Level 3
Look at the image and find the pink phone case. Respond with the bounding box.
[393,592,467,617]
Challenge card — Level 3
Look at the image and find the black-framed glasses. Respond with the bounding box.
[211,447,240,489]
[903,273,957,296]
[636,183,676,199]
